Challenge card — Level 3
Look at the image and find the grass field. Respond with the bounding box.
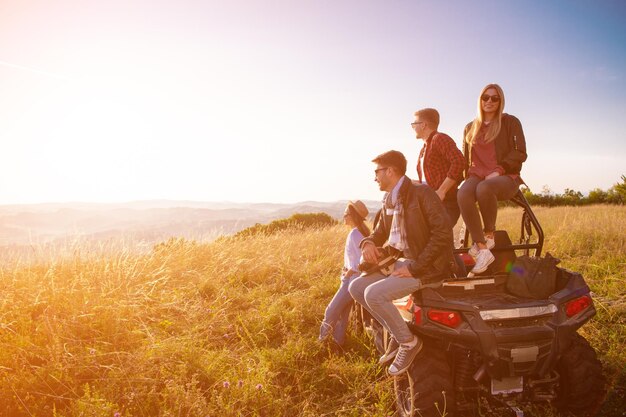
[0,205,624,416]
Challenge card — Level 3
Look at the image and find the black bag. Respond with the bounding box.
[506,253,560,299]
[358,245,401,276]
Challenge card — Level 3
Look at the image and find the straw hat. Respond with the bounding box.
[348,200,369,220]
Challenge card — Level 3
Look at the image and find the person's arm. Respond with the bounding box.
[407,189,453,277]
[360,208,387,262]
[441,134,465,183]
[500,115,527,173]
[431,134,464,200]
[462,124,471,178]
[345,230,363,274]
[435,177,456,201]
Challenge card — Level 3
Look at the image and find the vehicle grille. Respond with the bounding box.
[496,339,554,376]
[487,316,550,329]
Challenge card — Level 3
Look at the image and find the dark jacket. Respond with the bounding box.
[463,113,527,177]
[361,177,453,283]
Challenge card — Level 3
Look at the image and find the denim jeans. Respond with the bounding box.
[443,188,461,227]
[348,260,421,344]
[458,175,518,244]
[319,274,359,346]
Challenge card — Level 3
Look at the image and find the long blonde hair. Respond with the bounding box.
[465,83,506,146]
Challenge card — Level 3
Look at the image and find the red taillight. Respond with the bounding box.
[565,295,592,317]
[427,309,462,328]
[413,306,422,326]
[459,253,475,268]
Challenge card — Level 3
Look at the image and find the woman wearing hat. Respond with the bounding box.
[319,200,370,348]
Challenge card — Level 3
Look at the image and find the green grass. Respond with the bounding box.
[0,205,624,416]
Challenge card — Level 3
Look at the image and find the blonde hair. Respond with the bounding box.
[465,83,506,146]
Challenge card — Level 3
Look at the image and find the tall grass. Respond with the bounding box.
[0,226,394,417]
[0,205,623,416]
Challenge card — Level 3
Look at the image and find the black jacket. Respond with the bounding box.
[362,177,453,283]
[463,113,527,176]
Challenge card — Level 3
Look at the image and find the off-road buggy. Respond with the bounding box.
[356,191,605,417]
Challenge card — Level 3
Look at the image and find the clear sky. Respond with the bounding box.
[1,0,624,204]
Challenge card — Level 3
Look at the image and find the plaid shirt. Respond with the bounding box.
[417,131,464,193]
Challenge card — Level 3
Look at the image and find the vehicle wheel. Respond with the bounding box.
[369,316,387,355]
[556,333,606,416]
[394,346,455,417]
[353,303,387,354]
[349,301,365,336]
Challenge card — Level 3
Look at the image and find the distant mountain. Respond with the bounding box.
[0,200,292,213]
[0,200,381,249]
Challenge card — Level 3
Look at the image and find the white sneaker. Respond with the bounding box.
[471,249,495,274]
[468,237,495,258]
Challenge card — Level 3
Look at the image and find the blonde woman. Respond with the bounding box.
[458,84,527,274]
[319,200,370,348]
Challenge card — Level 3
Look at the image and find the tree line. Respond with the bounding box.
[521,175,626,206]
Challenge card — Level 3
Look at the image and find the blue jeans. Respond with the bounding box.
[319,274,359,346]
[348,260,422,344]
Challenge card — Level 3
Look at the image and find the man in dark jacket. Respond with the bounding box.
[349,150,453,376]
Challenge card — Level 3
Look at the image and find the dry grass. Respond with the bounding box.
[0,205,623,416]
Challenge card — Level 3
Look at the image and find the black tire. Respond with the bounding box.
[556,333,606,417]
[349,301,365,336]
[395,346,456,417]
[355,303,387,354]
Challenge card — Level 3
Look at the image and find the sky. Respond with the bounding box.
[0,0,625,205]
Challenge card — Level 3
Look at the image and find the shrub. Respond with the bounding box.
[234,212,338,238]
[520,175,625,207]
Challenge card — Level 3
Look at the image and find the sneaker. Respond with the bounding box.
[388,336,423,376]
[471,249,495,274]
[378,338,399,364]
[468,236,495,258]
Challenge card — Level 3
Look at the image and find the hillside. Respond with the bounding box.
[0,205,623,416]
[0,200,380,250]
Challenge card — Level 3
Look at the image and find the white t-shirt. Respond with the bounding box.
[344,227,365,273]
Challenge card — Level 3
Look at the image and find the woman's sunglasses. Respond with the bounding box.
[481,94,501,103]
